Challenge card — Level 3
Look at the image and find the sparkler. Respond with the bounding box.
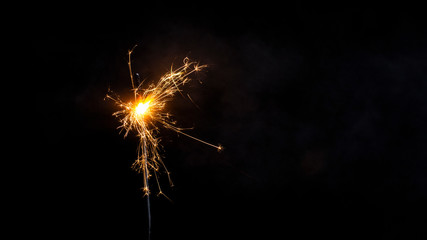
[106,46,222,238]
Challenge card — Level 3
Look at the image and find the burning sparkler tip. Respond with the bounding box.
[135,99,151,116]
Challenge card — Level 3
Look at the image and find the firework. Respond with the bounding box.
[106,47,222,237]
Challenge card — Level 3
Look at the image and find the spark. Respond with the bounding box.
[106,45,222,199]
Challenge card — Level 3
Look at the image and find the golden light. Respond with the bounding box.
[135,99,151,116]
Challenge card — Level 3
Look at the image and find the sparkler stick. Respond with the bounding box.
[106,46,222,239]
[142,132,151,239]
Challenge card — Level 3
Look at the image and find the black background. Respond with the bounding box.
[24,3,427,239]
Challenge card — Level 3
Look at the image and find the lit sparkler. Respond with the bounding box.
[106,46,222,238]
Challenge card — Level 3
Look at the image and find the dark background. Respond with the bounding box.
[25,3,427,239]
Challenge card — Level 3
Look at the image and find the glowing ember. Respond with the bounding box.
[135,99,151,116]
